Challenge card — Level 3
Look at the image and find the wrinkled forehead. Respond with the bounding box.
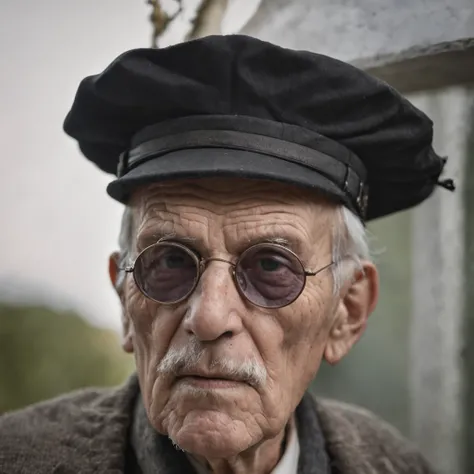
[129,178,337,251]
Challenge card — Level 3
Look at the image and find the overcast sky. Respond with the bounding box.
[0,0,260,331]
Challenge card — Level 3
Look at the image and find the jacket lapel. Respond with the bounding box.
[295,393,333,474]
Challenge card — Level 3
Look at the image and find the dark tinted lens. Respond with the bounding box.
[235,244,305,308]
[134,243,198,303]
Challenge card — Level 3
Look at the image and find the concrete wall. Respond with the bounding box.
[242,0,474,63]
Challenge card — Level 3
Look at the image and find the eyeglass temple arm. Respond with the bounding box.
[304,260,335,276]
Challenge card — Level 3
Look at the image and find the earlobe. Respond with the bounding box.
[324,262,379,365]
[324,329,347,365]
[122,317,134,353]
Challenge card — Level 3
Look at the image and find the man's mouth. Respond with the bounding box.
[176,372,247,389]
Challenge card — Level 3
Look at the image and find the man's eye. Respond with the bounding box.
[258,258,282,272]
[163,253,189,268]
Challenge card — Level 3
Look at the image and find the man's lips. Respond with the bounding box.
[176,372,249,388]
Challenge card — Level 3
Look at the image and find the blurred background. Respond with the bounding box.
[0,1,473,473]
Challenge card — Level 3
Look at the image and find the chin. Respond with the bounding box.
[170,410,256,459]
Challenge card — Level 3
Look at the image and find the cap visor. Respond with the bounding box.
[107,147,351,210]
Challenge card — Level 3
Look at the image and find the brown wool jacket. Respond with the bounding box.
[0,374,436,474]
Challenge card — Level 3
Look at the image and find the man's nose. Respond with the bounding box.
[182,261,244,342]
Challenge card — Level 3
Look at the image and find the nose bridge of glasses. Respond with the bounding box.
[201,256,236,270]
[196,256,239,302]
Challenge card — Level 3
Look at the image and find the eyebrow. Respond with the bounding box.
[136,230,305,257]
[245,235,291,248]
[136,231,198,251]
[237,234,304,255]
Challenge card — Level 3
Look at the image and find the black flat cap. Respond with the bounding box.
[63,34,453,221]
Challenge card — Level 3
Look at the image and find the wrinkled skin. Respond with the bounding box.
[109,178,378,474]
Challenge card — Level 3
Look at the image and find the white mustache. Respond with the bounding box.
[156,338,267,388]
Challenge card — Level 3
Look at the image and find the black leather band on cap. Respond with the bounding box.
[118,124,369,218]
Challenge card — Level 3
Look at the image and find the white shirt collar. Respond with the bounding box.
[187,416,300,474]
[273,416,300,474]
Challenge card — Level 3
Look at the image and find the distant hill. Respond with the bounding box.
[0,302,134,413]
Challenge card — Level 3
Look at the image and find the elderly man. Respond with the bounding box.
[0,35,453,474]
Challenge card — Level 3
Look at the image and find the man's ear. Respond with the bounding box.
[108,251,121,292]
[324,261,379,365]
[109,252,134,354]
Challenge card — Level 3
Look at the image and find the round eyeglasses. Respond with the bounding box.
[122,240,334,309]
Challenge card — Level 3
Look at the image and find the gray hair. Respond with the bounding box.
[116,204,370,294]
[331,206,370,293]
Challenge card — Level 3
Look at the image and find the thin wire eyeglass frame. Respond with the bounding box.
[122,240,334,309]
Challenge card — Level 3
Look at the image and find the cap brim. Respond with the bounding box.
[106,147,354,213]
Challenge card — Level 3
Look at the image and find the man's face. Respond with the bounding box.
[112,178,376,459]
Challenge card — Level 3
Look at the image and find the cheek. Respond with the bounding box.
[286,286,334,385]
[125,281,182,416]
[253,282,333,407]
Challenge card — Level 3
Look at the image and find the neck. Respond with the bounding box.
[189,425,288,474]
